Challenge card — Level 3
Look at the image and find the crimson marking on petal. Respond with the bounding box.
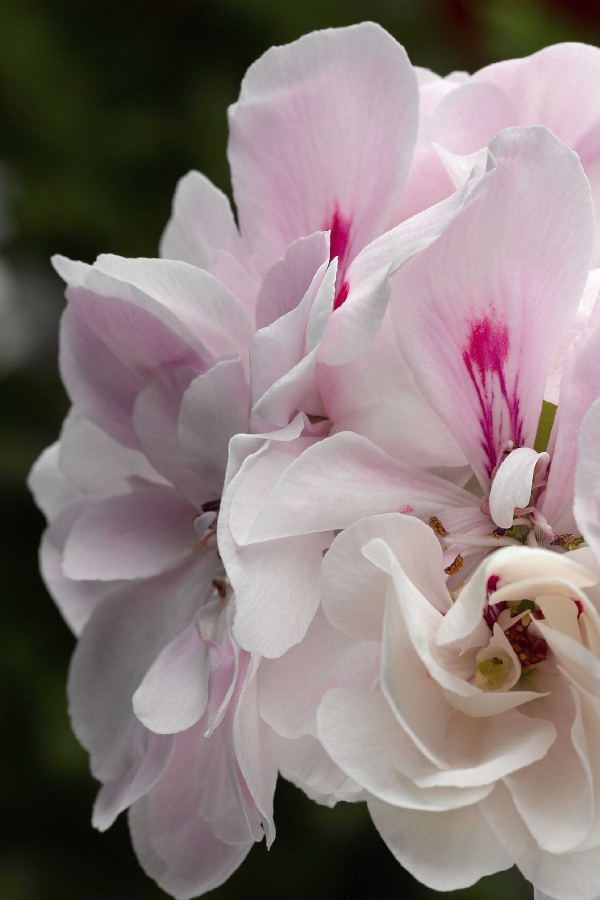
[487,574,501,594]
[333,279,350,310]
[461,311,524,477]
[327,206,352,308]
[328,207,351,267]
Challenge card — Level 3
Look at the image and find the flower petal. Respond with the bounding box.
[177,357,250,496]
[575,396,600,557]
[93,254,254,360]
[228,22,418,276]
[259,607,379,739]
[63,488,197,581]
[55,258,209,448]
[92,731,174,831]
[40,503,117,635]
[391,126,594,486]
[133,622,210,734]
[322,513,450,643]
[483,782,600,900]
[68,555,218,784]
[129,726,253,900]
[368,794,512,891]
[160,170,258,311]
[318,688,492,810]
[233,431,479,545]
[254,231,330,330]
[489,447,548,529]
[544,322,600,532]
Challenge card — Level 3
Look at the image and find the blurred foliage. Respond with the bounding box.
[2,0,600,897]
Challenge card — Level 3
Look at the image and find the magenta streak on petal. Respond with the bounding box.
[483,575,505,629]
[326,206,352,309]
[461,312,524,478]
[333,280,350,311]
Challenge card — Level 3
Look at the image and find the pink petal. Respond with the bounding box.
[322,513,450,643]
[177,357,250,496]
[226,532,331,659]
[160,170,259,311]
[318,688,492,810]
[58,410,164,496]
[93,254,254,360]
[482,782,600,900]
[250,255,331,415]
[132,367,210,507]
[56,259,208,448]
[259,607,379,739]
[133,622,210,734]
[129,725,253,900]
[68,555,219,785]
[254,231,330,330]
[544,269,600,406]
[575,396,600,556]
[92,731,174,831]
[228,22,418,276]
[63,488,198,581]
[368,795,512,891]
[504,686,594,854]
[252,261,336,426]
[543,323,600,532]
[219,422,329,658]
[39,502,117,635]
[319,315,465,469]
[476,43,600,148]
[232,432,480,545]
[28,441,79,520]
[424,78,516,155]
[390,126,594,487]
[270,731,360,804]
[233,655,278,847]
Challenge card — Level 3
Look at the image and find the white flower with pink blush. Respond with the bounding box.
[223,120,596,658]
[317,509,600,899]
[27,16,600,900]
[28,21,420,899]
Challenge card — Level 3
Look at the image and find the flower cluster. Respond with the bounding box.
[29,21,600,900]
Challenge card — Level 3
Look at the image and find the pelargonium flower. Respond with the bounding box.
[317,510,600,899]
[406,42,600,258]
[29,17,600,900]
[318,389,600,899]
[29,21,430,897]
[29,252,378,897]
[222,122,595,658]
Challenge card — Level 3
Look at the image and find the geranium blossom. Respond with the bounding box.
[222,122,595,657]
[29,253,378,897]
[405,43,600,252]
[28,17,600,900]
[317,512,600,899]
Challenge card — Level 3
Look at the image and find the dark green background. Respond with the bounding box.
[2,1,597,897]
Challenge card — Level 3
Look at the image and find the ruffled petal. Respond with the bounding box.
[229,22,418,276]
[390,126,594,487]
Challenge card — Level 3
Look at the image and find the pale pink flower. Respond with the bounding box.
[29,251,375,896]
[317,510,600,899]
[159,23,482,457]
[31,22,426,895]
[222,124,595,658]
[384,124,600,591]
[404,42,600,258]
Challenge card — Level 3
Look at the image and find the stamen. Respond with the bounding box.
[429,516,448,537]
[444,554,464,576]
